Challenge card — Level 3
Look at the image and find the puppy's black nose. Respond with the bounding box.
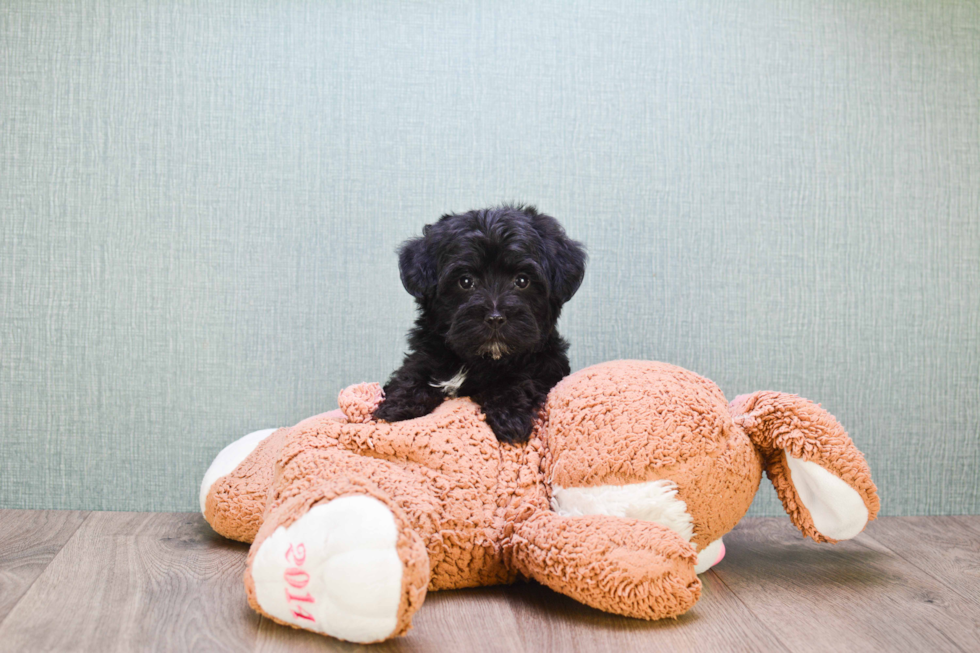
[485,313,506,329]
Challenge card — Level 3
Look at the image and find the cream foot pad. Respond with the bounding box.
[250,496,404,643]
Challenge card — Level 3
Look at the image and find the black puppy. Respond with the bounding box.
[373,205,587,444]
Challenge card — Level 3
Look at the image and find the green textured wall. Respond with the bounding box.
[1,0,978,514]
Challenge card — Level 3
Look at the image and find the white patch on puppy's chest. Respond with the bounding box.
[430,368,467,398]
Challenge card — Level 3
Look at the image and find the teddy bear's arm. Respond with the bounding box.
[510,511,701,620]
[201,427,288,543]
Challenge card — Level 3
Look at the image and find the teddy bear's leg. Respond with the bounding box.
[730,391,881,543]
[511,511,702,620]
[244,455,430,644]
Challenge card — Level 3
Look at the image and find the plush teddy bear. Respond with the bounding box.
[200,360,879,644]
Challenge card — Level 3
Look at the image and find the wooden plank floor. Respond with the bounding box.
[0,512,977,652]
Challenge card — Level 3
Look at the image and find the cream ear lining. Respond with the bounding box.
[784,451,869,540]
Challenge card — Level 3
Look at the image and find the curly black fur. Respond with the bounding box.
[373,205,587,444]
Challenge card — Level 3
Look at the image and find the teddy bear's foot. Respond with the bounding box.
[248,495,429,644]
[694,537,725,574]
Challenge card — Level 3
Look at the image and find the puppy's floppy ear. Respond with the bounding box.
[531,210,587,304]
[398,229,437,299]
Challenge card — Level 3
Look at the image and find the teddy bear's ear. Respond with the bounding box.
[398,230,437,299]
[731,391,880,543]
[528,208,587,305]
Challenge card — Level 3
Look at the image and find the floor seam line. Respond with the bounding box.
[707,566,795,653]
[0,510,94,632]
[859,528,979,609]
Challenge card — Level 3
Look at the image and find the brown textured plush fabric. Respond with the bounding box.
[203,427,287,543]
[511,511,701,619]
[203,409,350,544]
[204,360,880,642]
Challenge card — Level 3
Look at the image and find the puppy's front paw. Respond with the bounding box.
[373,379,446,423]
[372,399,417,423]
[372,390,443,423]
[481,405,535,444]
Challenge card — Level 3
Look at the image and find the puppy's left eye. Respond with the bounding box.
[514,274,530,289]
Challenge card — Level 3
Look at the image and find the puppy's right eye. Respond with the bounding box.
[458,275,474,290]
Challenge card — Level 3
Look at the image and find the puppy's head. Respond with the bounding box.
[398,205,586,361]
